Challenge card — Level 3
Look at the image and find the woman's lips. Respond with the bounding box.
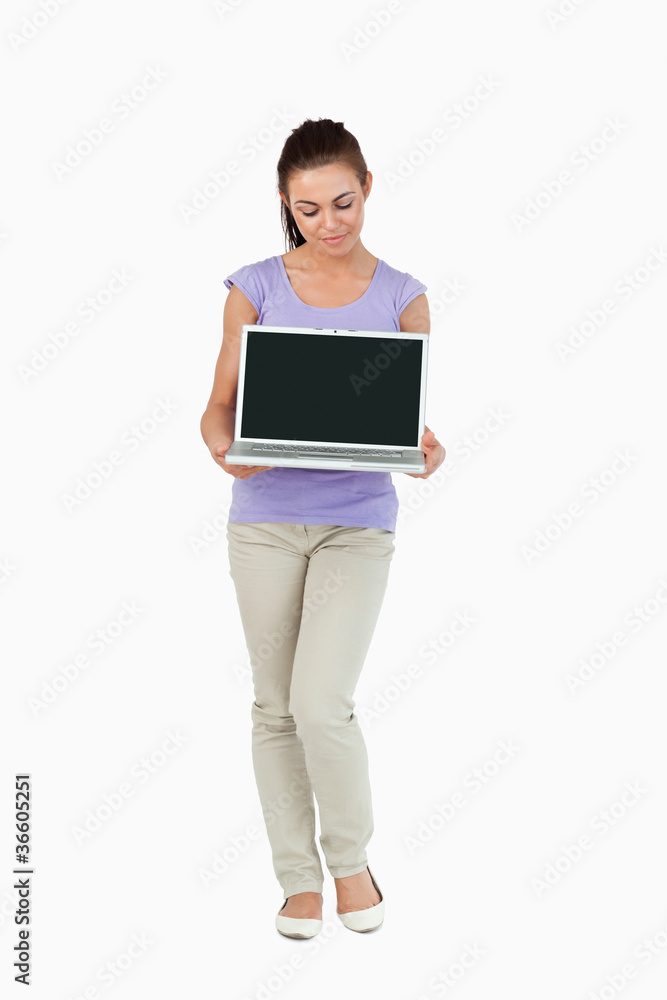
[322,234,346,244]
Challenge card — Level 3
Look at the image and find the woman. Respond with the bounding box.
[200,118,445,938]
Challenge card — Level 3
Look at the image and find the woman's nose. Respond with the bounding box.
[321,211,340,230]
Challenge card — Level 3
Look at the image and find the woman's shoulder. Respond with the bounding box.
[373,257,428,314]
[223,254,282,289]
[375,256,422,283]
[366,256,425,298]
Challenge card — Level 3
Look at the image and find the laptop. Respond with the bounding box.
[224,324,429,472]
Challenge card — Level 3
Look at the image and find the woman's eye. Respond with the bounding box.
[302,202,352,218]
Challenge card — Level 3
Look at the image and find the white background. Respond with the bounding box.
[2,0,666,997]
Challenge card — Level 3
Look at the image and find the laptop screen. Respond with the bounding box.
[239,329,425,447]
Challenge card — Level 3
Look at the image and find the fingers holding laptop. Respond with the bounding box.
[405,427,446,480]
[211,440,273,479]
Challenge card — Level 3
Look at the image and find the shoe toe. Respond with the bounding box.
[275,902,323,939]
[336,898,384,932]
[275,914,323,938]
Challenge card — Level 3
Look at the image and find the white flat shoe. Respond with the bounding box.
[336,866,384,932]
[275,899,323,939]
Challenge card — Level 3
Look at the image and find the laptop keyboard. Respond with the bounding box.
[251,443,403,458]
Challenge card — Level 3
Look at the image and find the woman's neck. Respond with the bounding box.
[290,239,376,276]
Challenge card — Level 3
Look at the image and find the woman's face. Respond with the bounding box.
[280,162,372,256]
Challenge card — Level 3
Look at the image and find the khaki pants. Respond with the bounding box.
[226,521,395,898]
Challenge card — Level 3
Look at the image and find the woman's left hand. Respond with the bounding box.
[405,426,446,479]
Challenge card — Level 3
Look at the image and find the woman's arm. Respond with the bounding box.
[200,284,273,479]
[399,293,446,479]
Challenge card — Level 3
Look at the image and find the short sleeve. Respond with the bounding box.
[397,272,428,315]
[223,263,262,314]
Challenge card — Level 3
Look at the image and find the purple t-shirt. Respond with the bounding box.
[222,254,427,532]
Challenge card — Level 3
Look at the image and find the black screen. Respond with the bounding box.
[240,331,423,445]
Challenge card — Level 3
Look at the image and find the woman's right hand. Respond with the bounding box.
[210,440,273,479]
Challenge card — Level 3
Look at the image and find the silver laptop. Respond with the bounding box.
[224,324,429,472]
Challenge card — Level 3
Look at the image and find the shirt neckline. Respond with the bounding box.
[278,254,382,309]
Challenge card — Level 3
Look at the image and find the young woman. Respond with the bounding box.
[200,118,445,938]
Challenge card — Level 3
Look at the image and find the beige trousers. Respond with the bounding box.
[226,521,395,898]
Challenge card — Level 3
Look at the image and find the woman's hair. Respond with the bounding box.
[277,118,368,251]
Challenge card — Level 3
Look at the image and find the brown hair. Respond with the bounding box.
[276,118,368,251]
